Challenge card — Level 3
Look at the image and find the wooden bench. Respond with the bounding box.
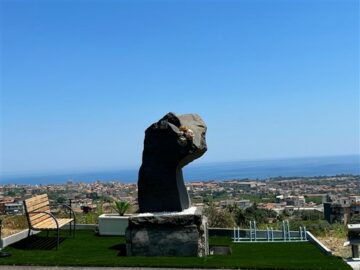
[23,194,76,250]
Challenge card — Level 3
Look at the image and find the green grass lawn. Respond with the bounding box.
[0,230,350,270]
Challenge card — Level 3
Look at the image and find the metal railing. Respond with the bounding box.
[232,220,307,243]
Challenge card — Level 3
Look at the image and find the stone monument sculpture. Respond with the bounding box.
[138,112,207,212]
[125,112,209,257]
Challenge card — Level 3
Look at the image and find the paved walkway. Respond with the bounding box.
[347,259,360,270]
[0,267,229,270]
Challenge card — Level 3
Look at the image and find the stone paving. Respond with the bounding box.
[347,259,360,270]
[0,267,234,270]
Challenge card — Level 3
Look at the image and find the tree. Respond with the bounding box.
[234,205,278,225]
[204,203,235,228]
[234,208,247,226]
[226,203,239,214]
[56,196,66,204]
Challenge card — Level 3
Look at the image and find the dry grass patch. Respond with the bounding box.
[317,236,351,258]
[1,215,28,237]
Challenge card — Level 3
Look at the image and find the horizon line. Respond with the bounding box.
[1,153,359,179]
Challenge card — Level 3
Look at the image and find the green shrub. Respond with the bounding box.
[112,201,130,216]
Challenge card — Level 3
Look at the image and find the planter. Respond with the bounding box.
[98,214,130,236]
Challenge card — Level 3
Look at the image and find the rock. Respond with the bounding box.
[138,112,207,213]
[125,207,209,257]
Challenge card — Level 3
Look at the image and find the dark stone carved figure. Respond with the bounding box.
[138,112,207,212]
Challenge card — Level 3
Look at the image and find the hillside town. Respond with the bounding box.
[0,174,359,263]
[1,174,359,225]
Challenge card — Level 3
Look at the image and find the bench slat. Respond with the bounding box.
[26,200,50,212]
[29,212,52,226]
[25,194,48,205]
[34,218,55,228]
[29,211,49,221]
[28,205,50,214]
[28,203,51,225]
[34,218,74,229]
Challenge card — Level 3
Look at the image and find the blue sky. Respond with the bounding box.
[1,0,359,176]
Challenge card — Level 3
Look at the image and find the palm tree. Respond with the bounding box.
[112,201,130,216]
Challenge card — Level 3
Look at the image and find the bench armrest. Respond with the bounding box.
[28,211,59,229]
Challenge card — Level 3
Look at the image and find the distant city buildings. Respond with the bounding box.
[4,202,24,215]
[324,195,360,224]
[0,175,359,224]
[0,197,24,215]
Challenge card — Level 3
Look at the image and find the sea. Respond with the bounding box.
[0,155,359,185]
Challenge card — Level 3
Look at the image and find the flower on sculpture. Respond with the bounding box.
[179,126,194,140]
[184,129,194,140]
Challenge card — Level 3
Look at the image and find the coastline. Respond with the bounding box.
[1,155,359,185]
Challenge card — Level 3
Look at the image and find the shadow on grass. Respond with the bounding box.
[209,245,232,255]
[11,234,66,250]
[109,243,127,256]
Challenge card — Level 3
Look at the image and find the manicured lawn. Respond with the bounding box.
[0,230,350,270]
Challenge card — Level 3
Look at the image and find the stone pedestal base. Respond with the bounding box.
[125,207,208,257]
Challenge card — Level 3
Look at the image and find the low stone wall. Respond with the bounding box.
[209,228,234,237]
[63,224,97,230]
[306,231,332,255]
[0,230,39,249]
